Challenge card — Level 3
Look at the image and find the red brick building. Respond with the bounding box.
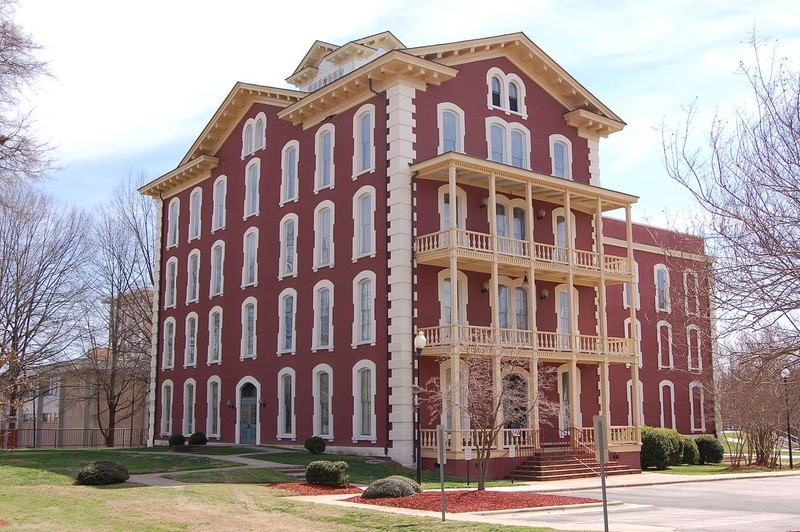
[140,31,714,474]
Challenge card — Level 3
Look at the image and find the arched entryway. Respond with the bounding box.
[239,382,258,444]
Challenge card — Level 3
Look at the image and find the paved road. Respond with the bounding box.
[508,476,800,531]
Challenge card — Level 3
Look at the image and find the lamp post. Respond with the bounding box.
[414,331,427,483]
[781,368,793,469]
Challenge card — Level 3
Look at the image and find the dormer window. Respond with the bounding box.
[486,68,527,118]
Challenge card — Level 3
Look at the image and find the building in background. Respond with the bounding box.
[140,31,714,476]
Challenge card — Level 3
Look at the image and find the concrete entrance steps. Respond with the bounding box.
[509,449,641,481]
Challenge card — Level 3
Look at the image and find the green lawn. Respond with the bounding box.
[0,448,551,531]
[651,463,776,475]
[163,467,294,484]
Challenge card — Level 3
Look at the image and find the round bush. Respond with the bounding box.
[362,477,417,499]
[75,461,130,486]
[665,430,684,466]
[384,475,422,493]
[695,435,724,464]
[640,426,671,470]
[304,436,326,454]
[188,432,208,445]
[305,460,349,487]
[168,433,186,447]
[682,437,699,465]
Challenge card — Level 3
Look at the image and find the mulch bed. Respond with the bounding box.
[345,490,600,513]
[0,520,8,527]
[270,482,363,496]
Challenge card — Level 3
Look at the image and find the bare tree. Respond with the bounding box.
[72,174,155,446]
[0,186,89,430]
[662,34,800,366]
[422,351,557,490]
[0,0,51,195]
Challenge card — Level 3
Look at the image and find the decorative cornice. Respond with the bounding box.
[139,155,219,198]
[565,109,624,139]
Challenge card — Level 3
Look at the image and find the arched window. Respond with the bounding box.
[188,188,202,241]
[486,117,530,169]
[208,306,222,364]
[353,186,375,259]
[212,176,226,231]
[490,123,505,163]
[624,317,642,366]
[491,76,502,107]
[279,214,298,278]
[352,271,376,346]
[241,297,257,359]
[487,68,527,116]
[242,228,258,287]
[659,380,676,429]
[437,103,465,154]
[186,249,200,303]
[654,264,670,312]
[548,134,573,180]
[162,318,176,369]
[243,124,254,155]
[184,313,198,367]
[690,381,706,432]
[314,201,334,269]
[281,142,299,204]
[160,381,173,435]
[508,82,519,113]
[278,288,297,354]
[277,369,295,437]
[313,280,334,350]
[255,114,265,150]
[315,125,335,191]
[167,198,179,248]
[210,241,225,297]
[623,261,640,309]
[207,377,221,437]
[183,379,196,435]
[657,320,673,369]
[164,258,178,308]
[687,325,702,371]
[684,270,700,315]
[244,159,260,218]
[439,269,468,327]
[313,365,333,438]
[352,361,376,440]
[353,104,375,176]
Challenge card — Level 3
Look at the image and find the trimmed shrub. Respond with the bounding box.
[640,426,671,470]
[188,432,208,445]
[362,477,417,499]
[384,475,422,493]
[682,437,699,465]
[665,429,683,466]
[304,436,326,455]
[696,435,725,464]
[75,461,130,486]
[305,460,350,488]
[168,434,186,447]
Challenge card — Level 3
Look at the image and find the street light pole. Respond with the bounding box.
[781,368,793,469]
[414,331,427,483]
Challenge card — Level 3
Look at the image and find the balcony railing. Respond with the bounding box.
[418,324,636,362]
[415,229,632,276]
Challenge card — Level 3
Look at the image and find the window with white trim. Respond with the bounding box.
[352,360,377,441]
[624,317,642,366]
[352,186,375,260]
[244,158,260,218]
[208,306,222,364]
[486,67,527,117]
[485,117,530,169]
[281,141,299,204]
[315,124,335,192]
[241,297,257,359]
[184,313,198,367]
[165,257,178,308]
[313,280,334,351]
[279,214,298,279]
[684,270,700,316]
[439,269,468,327]
[626,379,645,426]
[654,264,670,312]
[162,317,176,369]
[207,377,221,437]
[687,325,702,371]
[438,185,467,233]
[186,249,200,304]
[690,381,706,432]
[278,288,297,355]
[277,368,295,438]
[313,364,333,438]
[242,227,258,287]
[352,104,375,177]
[183,379,196,435]
[314,201,334,269]
[549,134,573,180]
[659,380,676,429]
[210,240,225,297]
[623,261,640,309]
[188,188,202,241]
[212,176,227,231]
[167,198,179,248]
[352,271,376,346]
[160,381,173,435]
[255,114,265,150]
[437,102,465,154]
[657,320,673,369]
[241,112,266,157]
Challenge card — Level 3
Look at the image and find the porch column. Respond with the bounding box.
[599,360,611,444]
[451,352,462,452]
[595,198,609,356]
[526,183,537,350]
[564,192,577,354]
[493,355,502,449]
[530,355,540,448]
[570,358,580,433]
[489,173,499,335]
[625,204,642,440]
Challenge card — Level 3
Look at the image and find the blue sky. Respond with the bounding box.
[15,0,800,226]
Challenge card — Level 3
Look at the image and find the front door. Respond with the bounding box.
[239,383,257,444]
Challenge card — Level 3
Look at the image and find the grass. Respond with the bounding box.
[650,462,778,475]
[0,448,239,485]
[163,467,294,484]
[0,449,554,531]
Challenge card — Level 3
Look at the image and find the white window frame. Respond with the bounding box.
[352,270,377,347]
[277,368,296,439]
[211,175,227,232]
[160,380,173,436]
[280,140,300,205]
[182,379,196,435]
[684,270,700,316]
[186,249,200,304]
[555,284,580,349]
[659,380,676,429]
[352,103,376,178]
[244,158,260,219]
[656,320,673,369]
[278,214,298,279]
[654,263,671,312]
[626,379,645,426]
[162,317,176,370]
[277,288,297,355]
[624,317,642,367]
[687,324,702,371]
[312,280,334,352]
[242,227,259,288]
[164,257,178,308]
[241,112,267,158]
[210,240,225,298]
[438,269,469,327]
[352,360,377,442]
[314,124,335,193]
[188,188,202,241]
[206,376,221,437]
[437,102,466,154]
[689,381,706,432]
[166,197,180,249]
[485,117,530,169]
[438,184,468,232]
[485,67,528,118]
[352,185,376,260]
[312,363,334,439]
[240,296,258,360]
[184,312,198,368]
[313,200,335,270]
[208,306,223,365]
[548,134,573,180]
[623,261,640,309]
